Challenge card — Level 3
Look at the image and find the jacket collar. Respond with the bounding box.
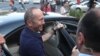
[24,27,42,38]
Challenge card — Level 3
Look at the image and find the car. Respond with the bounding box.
[68,0,83,6]
[0,12,78,56]
[33,0,40,3]
[18,0,29,4]
[70,1,100,12]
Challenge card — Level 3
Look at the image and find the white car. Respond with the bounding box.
[70,1,100,12]
[68,0,83,6]
[19,0,29,4]
[33,0,40,3]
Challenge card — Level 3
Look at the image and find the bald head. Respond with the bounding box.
[24,7,43,25]
[32,9,43,17]
[77,8,100,52]
[24,7,45,32]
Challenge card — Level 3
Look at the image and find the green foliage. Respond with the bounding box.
[69,9,84,20]
[0,11,10,15]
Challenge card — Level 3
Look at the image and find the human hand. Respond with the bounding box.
[53,22,64,30]
[71,46,79,56]
[45,26,54,34]
[0,34,5,45]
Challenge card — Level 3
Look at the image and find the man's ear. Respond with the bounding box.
[77,32,85,46]
[27,20,33,27]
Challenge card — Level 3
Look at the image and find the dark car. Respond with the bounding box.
[0,12,78,56]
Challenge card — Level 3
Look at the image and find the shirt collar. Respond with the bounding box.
[24,27,42,38]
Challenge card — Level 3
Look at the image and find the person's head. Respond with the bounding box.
[44,2,49,7]
[76,8,100,53]
[24,7,45,32]
[62,1,69,8]
[93,1,96,8]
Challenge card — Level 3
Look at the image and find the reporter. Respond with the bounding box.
[72,8,100,56]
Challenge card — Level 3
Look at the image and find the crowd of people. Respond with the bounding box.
[41,0,70,16]
[9,0,26,11]
[1,7,100,56]
[1,0,100,56]
[9,0,70,16]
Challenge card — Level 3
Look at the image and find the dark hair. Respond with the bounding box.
[88,1,96,10]
[62,1,68,6]
[77,8,100,52]
[24,7,38,25]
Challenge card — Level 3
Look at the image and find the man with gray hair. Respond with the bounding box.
[20,7,64,56]
[20,7,45,56]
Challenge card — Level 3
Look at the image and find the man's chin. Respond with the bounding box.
[39,28,43,31]
[39,27,43,31]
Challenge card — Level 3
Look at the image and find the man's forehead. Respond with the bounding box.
[31,9,43,18]
[32,9,43,16]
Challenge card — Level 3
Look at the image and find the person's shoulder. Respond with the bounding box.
[21,27,32,36]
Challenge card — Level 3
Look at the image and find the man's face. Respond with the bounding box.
[31,9,45,32]
[64,2,69,7]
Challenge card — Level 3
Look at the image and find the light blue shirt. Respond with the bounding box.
[79,53,93,56]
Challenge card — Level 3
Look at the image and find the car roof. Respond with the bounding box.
[0,12,64,24]
[0,12,24,25]
[81,1,99,4]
